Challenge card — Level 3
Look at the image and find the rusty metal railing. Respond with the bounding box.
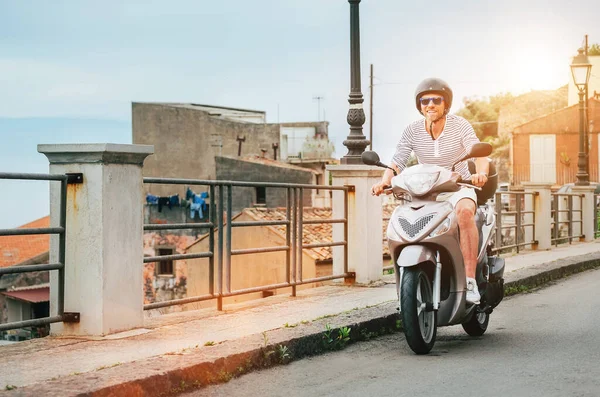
[142,178,350,311]
[551,192,584,246]
[0,172,80,333]
[595,194,600,238]
[493,191,537,254]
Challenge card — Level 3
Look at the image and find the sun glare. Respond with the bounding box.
[505,51,568,94]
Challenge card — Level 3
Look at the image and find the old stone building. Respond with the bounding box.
[132,103,334,201]
[215,155,318,213]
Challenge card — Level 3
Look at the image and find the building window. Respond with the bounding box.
[256,187,266,205]
[156,247,175,276]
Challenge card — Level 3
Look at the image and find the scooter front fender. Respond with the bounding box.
[395,245,439,314]
[397,245,436,267]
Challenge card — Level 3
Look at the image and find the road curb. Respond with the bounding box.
[504,254,600,295]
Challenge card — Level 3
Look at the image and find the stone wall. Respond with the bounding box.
[215,156,313,214]
[133,103,281,198]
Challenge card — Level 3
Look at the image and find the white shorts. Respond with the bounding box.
[437,187,477,208]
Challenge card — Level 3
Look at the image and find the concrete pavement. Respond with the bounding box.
[2,240,600,396]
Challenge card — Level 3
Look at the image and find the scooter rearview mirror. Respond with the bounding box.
[452,142,493,169]
[361,151,381,166]
[361,151,398,175]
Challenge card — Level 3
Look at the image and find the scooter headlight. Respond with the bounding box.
[429,217,451,237]
[404,172,440,196]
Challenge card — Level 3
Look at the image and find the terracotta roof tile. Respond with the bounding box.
[1,286,50,303]
[0,216,50,268]
[244,203,397,261]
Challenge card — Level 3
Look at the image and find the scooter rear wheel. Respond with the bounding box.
[400,268,437,354]
[461,306,489,336]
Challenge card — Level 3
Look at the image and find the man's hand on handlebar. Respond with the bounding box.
[371,181,392,196]
[470,172,488,188]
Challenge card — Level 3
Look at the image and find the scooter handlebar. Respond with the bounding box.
[457,180,482,191]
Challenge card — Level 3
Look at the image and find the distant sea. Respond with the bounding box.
[0,117,131,228]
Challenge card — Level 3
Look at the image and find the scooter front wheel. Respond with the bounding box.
[400,267,437,354]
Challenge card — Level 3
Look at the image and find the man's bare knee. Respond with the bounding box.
[455,199,476,227]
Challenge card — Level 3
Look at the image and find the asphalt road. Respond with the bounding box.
[187,268,600,397]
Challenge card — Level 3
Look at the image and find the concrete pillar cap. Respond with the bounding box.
[38,143,154,165]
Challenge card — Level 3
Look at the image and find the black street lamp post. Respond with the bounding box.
[570,48,592,186]
[341,0,370,164]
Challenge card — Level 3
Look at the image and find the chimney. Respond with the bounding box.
[260,148,267,158]
[236,136,246,157]
[272,143,279,160]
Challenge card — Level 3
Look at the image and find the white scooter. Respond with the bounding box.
[362,143,505,354]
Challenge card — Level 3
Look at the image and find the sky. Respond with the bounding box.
[1,0,600,228]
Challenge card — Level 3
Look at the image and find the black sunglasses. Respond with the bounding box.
[419,96,444,106]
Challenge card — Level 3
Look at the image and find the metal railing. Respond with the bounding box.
[142,178,350,311]
[493,191,537,254]
[551,192,584,245]
[512,164,599,187]
[595,194,600,238]
[0,172,79,332]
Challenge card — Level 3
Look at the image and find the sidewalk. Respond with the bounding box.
[2,241,600,396]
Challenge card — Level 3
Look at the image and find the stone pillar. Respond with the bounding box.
[522,182,552,250]
[39,144,154,336]
[571,185,596,242]
[327,164,383,284]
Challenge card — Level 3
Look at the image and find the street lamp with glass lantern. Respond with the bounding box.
[570,48,592,186]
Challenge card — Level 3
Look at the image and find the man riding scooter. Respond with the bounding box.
[370,77,489,304]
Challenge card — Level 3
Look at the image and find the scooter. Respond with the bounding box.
[362,143,505,354]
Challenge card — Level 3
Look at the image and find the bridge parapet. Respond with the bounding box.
[522,182,553,250]
[327,164,383,285]
[571,185,597,242]
[38,144,154,336]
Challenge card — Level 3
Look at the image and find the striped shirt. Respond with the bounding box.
[391,114,480,179]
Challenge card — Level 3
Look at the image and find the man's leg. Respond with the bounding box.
[455,198,478,278]
[455,197,481,304]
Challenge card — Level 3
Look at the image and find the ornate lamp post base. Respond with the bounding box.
[340,0,370,165]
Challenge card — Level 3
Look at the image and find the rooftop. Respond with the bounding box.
[134,102,267,124]
[0,216,50,268]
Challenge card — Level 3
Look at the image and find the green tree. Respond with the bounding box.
[456,93,515,182]
[456,93,513,141]
[588,43,600,56]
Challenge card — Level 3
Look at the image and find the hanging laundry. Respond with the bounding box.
[146,194,159,205]
[199,192,209,214]
[190,202,203,220]
[186,187,194,201]
[190,193,205,219]
[157,197,171,212]
[169,194,180,207]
